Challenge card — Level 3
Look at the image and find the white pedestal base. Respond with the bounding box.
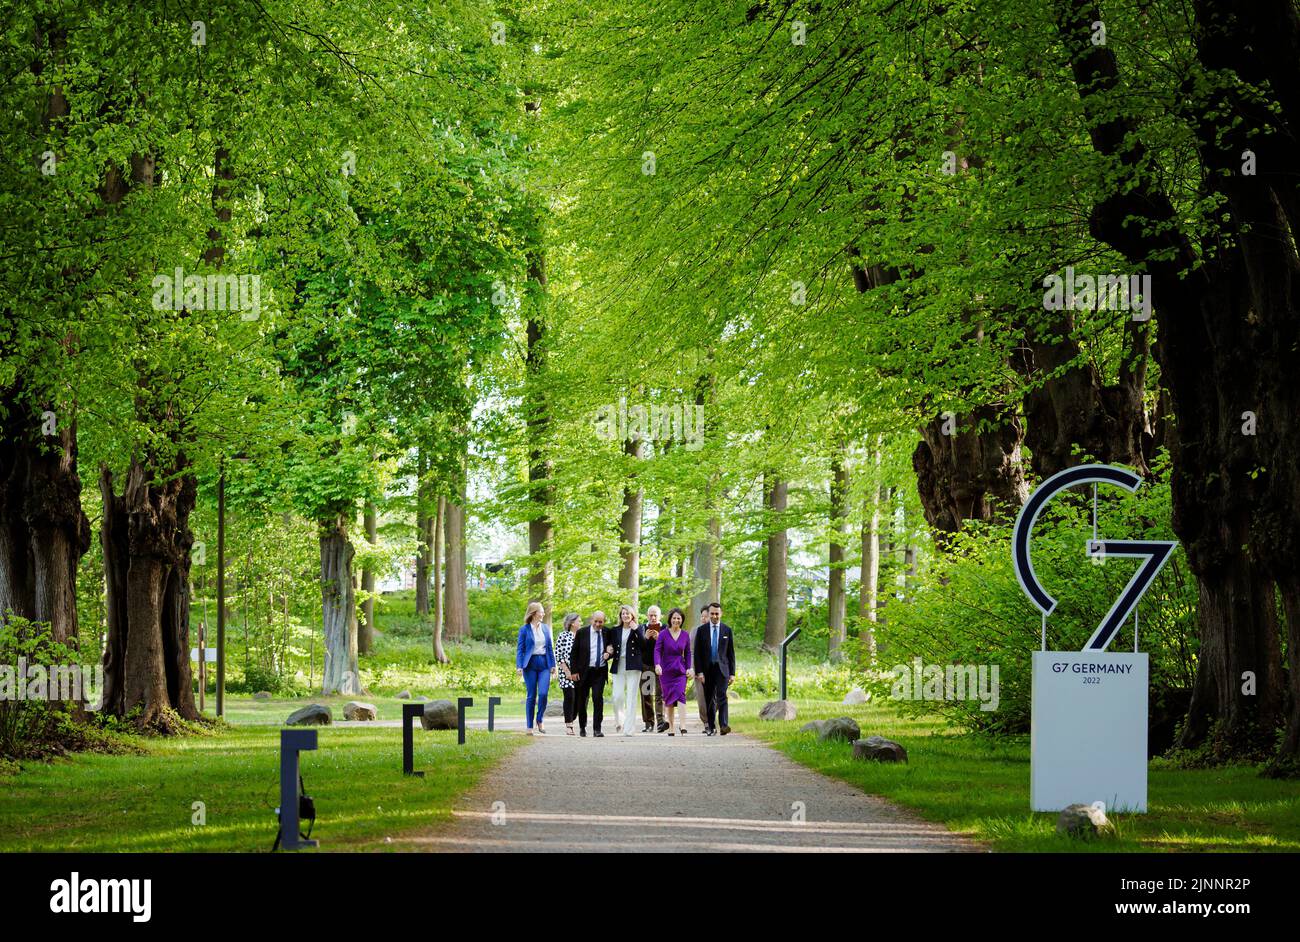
[1030,651,1148,812]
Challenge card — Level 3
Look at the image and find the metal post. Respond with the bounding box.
[457,697,474,745]
[198,621,205,713]
[402,703,424,776]
[487,696,501,732]
[278,729,318,850]
[216,463,226,719]
[779,627,801,702]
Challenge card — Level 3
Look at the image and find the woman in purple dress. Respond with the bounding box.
[654,607,692,736]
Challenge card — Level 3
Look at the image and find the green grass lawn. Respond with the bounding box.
[6,623,1297,853]
[0,723,521,852]
[730,699,1300,852]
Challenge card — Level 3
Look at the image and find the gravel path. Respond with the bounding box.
[392,727,979,853]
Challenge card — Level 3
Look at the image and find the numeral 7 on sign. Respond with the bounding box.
[1084,540,1177,651]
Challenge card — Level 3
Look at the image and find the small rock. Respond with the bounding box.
[758,699,797,721]
[415,694,429,702]
[819,716,861,742]
[842,687,869,705]
[396,690,412,700]
[1056,803,1114,840]
[544,699,564,717]
[252,691,272,701]
[420,699,458,730]
[343,701,377,721]
[800,720,827,735]
[851,736,907,763]
[286,704,332,726]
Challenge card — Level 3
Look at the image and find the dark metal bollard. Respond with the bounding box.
[279,729,318,850]
[487,696,502,731]
[779,627,802,702]
[402,703,425,776]
[457,697,474,745]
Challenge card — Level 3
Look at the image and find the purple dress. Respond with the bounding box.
[655,628,692,706]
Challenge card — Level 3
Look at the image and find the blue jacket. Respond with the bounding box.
[516,623,556,670]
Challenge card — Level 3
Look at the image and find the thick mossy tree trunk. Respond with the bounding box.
[318,512,358,695]
[1056,0,1300,762]
[100,457,198,726]
[0,386,91,646]
[912,404,1029,535]
[1017,312,1153,479]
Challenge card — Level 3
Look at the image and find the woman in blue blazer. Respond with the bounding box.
[516,601,556,735]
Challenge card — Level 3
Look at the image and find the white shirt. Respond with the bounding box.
[530,624,547,658]
[619,626,633,670]
[589,627,603,667]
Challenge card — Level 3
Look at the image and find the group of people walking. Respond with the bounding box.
[514,600,737,738]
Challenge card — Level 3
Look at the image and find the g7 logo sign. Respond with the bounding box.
[1012,464,1177,652]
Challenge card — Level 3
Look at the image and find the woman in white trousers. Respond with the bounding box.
[611,604,643,735]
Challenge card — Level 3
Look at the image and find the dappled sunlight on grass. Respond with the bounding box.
[0,724,521,852]
[731,699,1300,853]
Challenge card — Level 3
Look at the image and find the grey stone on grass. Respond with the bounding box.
[758,700,797,721]
[343,701,377,721]
[851,736,907,763]
[286,704,332,726]
[1056,803,1115,840]
[420,699,458,730]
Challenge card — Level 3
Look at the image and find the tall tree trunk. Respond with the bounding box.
[1181,549,1285,757]
[617,436,643,611]
[689,372,719,623]
[523,77,555,619]
[691,520,718,619]
[318,512,358,695]
[359,500,376,655]
[433,495,447,662]
[859,442,882,661]
[414,450,430,617]
[828,453,849,661]
[100,456,199,726]
[525,254,555,619]
[1055,0,1297,760]
[762,473,788,655]
[443,472,469,642]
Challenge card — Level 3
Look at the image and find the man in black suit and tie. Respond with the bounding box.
[571,611,612,737]
[693,601,736,736]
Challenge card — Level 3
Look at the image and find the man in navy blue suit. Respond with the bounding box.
[693,602,736,736]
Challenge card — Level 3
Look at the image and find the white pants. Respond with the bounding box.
[612,669,641,735]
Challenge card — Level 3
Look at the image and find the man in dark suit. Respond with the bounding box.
[693,601,736,736]
[693,604,711,727]
[571,611,611,737]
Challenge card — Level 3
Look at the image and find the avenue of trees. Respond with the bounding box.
[2,1,1297,772]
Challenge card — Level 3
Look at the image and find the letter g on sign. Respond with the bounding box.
[1012,464,1177,652]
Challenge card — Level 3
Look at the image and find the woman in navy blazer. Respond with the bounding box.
[516,601,556,735]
